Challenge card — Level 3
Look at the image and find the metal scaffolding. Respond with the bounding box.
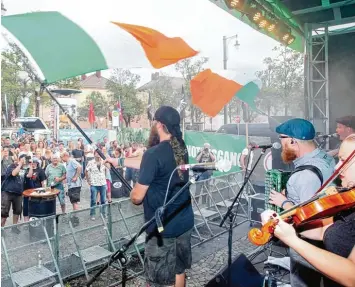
[305,23,330,136]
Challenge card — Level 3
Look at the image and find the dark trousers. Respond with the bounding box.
[289,238,324,287]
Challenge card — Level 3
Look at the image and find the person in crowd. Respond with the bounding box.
[84,141,95,164]
[194,143,216,204]
[125,142,143,186]
[43,149,52,170]
[195,143,216,180]
[240,141,256,179]
[37,141,45,155]
[23,157,46,222]
[67,141,75,153]
[45,154,67,214]
[268,118,335,287]
[106,106,194,287]
[1,147,16,181]
[328,115,355,157]
[30,141,37,154]
[85,150,108,220]
[24,143,33,157]
[61,152,82,225]
[1,154,27,227]
[3,137,14,155]
[262,135,355,287]
[72,142,85,179]
[34,149,46,169]
[101,146,112,204]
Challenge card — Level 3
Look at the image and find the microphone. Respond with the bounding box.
[251,142,281,150]
[178,159,232,172]
[316,133,338,139]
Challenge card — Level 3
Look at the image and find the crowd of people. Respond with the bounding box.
[1,133,146,227]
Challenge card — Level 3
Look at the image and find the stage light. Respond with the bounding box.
[287,35,295,45]
[258,19,268,28]
[224,0,244,9]
[267,22,276,32]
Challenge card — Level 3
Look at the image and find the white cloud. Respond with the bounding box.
[2,0,281,85]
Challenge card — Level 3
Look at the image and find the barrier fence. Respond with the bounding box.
[1,171,255,287]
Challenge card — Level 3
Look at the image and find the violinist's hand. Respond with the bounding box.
[269,189,287,208]
[274,219,298,246]
[260,209,277,225]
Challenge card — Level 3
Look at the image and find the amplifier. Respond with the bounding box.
[248,193,265,224]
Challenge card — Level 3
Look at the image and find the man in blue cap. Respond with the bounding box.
[268,118,335,287]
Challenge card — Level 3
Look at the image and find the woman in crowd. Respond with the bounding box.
[29,141,37,154]
[35,149,46,169]
[37,141,45,155]
[267,136,355,287]
[67,141,75,153]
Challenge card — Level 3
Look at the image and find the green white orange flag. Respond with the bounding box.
[190,69,261,117]
[1,11,198,84]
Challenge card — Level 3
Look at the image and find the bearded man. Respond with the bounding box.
[106,106,193,287]
[268,118,335,287]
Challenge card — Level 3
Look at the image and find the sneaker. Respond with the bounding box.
[91,217,95,221]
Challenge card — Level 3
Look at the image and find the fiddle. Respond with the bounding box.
[248,147,355,246]
[248,187,355,246]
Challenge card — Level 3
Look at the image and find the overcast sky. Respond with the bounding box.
[2,0,280,86]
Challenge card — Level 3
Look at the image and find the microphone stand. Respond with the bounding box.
[86,173,200,287]
[219,148,267,287]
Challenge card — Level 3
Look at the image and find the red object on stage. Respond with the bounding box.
[88,102,96,124]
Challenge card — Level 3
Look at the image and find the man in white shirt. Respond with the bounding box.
[240,142,256,178]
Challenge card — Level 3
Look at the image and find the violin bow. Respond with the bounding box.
[315,148,355,194]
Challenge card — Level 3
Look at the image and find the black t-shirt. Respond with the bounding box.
[24,168,47,189]
[2,164,26,195]
[323,209,355,287]
[138,140,194,237]
[72,149,84,160]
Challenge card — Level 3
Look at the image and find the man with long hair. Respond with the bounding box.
[106,106,194,287]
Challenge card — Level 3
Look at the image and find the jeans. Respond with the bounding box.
[289,239,324,287]
[90,185,107,217]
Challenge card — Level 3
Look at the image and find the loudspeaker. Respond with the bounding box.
[110,169,130,198]
[205,253,265,287]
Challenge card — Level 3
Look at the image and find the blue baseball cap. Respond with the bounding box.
[276,118,315,140]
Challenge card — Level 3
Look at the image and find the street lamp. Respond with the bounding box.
[223,34,240,124]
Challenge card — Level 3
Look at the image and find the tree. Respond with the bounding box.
[106,69,143,127]
[175,56,209,123]
[1,43,38,120]
[256,45,304,116]
[1,43,82,125]
[78,91,109,119]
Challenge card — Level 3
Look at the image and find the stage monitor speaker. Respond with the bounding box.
[205,253,265,287]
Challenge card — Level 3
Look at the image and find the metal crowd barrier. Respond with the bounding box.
[1,171,254,286]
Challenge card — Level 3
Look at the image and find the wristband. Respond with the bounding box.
[281,200,293,209]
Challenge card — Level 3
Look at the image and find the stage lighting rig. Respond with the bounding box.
[224,0,245,10]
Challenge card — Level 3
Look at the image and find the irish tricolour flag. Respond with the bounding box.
[190,69,262,117]
[2,11,198,84]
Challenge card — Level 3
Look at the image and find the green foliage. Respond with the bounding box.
[174,56,209,123]
[78,91,109,118]
[1,43,82,123]
[256,45,304,116]
[1,43,38,119]
[117,127,150,145]
[149,73,180,108]
[106,69,144,127]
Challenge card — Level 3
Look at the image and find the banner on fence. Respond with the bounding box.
[58,129,108,144]
[184,131,246,176]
